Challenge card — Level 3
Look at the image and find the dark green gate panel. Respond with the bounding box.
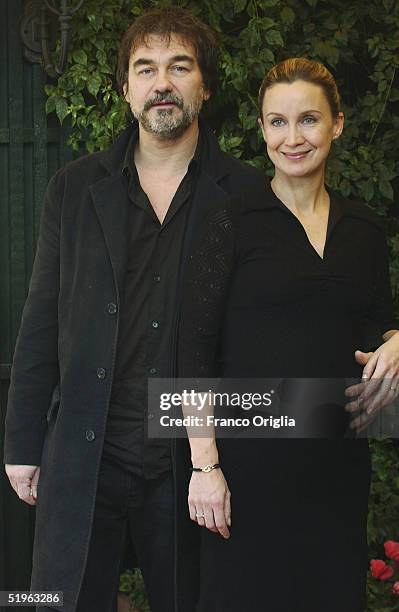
[0,0,74,605]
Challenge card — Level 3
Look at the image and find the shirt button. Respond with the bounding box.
[151,320,159,329]
[149,367,157,374]
[107,302,117,315]
[148,413,154,420]
[153,275,161,282]
[85,429,96,442]
[97,367,106,379]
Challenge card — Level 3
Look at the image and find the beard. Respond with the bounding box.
[132,91,204,140]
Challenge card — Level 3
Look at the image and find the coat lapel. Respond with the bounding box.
[89,173,129,299]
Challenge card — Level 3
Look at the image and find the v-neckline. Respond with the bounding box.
[267,183,339,262]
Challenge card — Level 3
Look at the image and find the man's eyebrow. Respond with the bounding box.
[132,55,195,69]
[169,55,195,64]
[133,58,155,69]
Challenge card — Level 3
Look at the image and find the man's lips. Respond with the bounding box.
[151,102,178,108]
[281,150,312,160]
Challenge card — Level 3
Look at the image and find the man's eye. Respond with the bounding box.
[172,65,188,73]
[138,68,153,75]
[270,118,285,127]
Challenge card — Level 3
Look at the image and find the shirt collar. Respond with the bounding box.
[122,121,202,180]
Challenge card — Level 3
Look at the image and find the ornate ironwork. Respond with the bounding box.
[20,0,84,77]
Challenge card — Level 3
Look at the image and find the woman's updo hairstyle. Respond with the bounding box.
[258,58,341,120]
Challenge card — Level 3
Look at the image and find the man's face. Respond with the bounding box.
[123,34,210,140]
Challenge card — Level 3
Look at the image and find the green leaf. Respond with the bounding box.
[233,0,247,12]
[87,73,102,97]
[379,179,394,200]
[262,0,280,6]
[280,6,295,25]
[72,49,88,65]
[361,178,375,202]
[55,97,69,124]
[258,17,277,30]
[45,97,56,114]
[265,30,284,46]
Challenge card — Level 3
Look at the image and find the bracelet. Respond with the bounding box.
[191,463,220,473]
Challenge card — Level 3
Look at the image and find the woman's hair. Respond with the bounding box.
[258,58,341,119]
[116,6,219,97]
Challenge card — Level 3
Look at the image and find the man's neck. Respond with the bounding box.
[134,119,200,179]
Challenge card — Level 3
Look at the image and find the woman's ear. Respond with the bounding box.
[332,111,344,140]
[258,116,266,143]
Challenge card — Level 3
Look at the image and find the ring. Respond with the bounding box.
[390,386,397,391]
[195,512,205,518]
[29,488,33,497]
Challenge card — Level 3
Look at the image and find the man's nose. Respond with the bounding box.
[153,70,173,93]
[285,123,305,147]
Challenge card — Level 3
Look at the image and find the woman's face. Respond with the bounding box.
[259,80,344,179]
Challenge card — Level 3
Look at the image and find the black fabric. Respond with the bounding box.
[76,457,175,612]
[103,125,200,478]
[178,183,396,611]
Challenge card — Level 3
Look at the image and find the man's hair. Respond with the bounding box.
[116,6,220,97]
[258,58,341,120]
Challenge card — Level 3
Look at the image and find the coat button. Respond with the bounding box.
[85,429,96,442]
[149,367,157,374]
[107,302,117,315]
[97,367,106,379]
[153,275,161,282]
[151,320,159,329]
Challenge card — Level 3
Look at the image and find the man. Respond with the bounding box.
[4,6,268,612]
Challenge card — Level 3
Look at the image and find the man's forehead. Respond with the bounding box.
[130,34,197,62]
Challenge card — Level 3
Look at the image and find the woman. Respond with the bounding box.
[179,58,399,611]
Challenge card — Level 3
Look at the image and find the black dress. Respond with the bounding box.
[178,184,397,612]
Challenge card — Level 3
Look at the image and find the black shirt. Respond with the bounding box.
[102,124,201,478]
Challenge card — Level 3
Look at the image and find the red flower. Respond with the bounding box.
[370,559,394,581]
[393,582,399,596]
[384,541,399,563]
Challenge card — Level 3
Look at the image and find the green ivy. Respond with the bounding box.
[44,1,399,609]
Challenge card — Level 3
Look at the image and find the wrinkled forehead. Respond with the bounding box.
[129,33,198,63]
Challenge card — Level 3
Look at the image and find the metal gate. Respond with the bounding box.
[0,0,73,602]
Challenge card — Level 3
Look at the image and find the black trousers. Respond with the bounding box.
[76,458,175,612]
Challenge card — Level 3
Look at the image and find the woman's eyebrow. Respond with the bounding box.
[265,109,322,117]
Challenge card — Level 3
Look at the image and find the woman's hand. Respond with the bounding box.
[345,332,399,432]
[188,468,231,539]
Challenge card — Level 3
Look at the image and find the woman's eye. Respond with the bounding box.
[270,118,285,127]
[302,115,317,124]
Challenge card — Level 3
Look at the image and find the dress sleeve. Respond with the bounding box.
[177,201,238,379]
[371,228,399,335]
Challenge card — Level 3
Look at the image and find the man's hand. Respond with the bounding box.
[345,337,399,432]
[5,465,40,506]
[188,468,231,539]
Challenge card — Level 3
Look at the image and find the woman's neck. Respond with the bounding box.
[271,170,329,216]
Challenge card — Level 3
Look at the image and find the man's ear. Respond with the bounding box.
[203,87,211,102]
[123,82,130,104]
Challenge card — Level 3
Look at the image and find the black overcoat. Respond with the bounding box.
[4,120,268,612]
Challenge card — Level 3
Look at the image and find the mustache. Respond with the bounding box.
[144,93,184,111]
